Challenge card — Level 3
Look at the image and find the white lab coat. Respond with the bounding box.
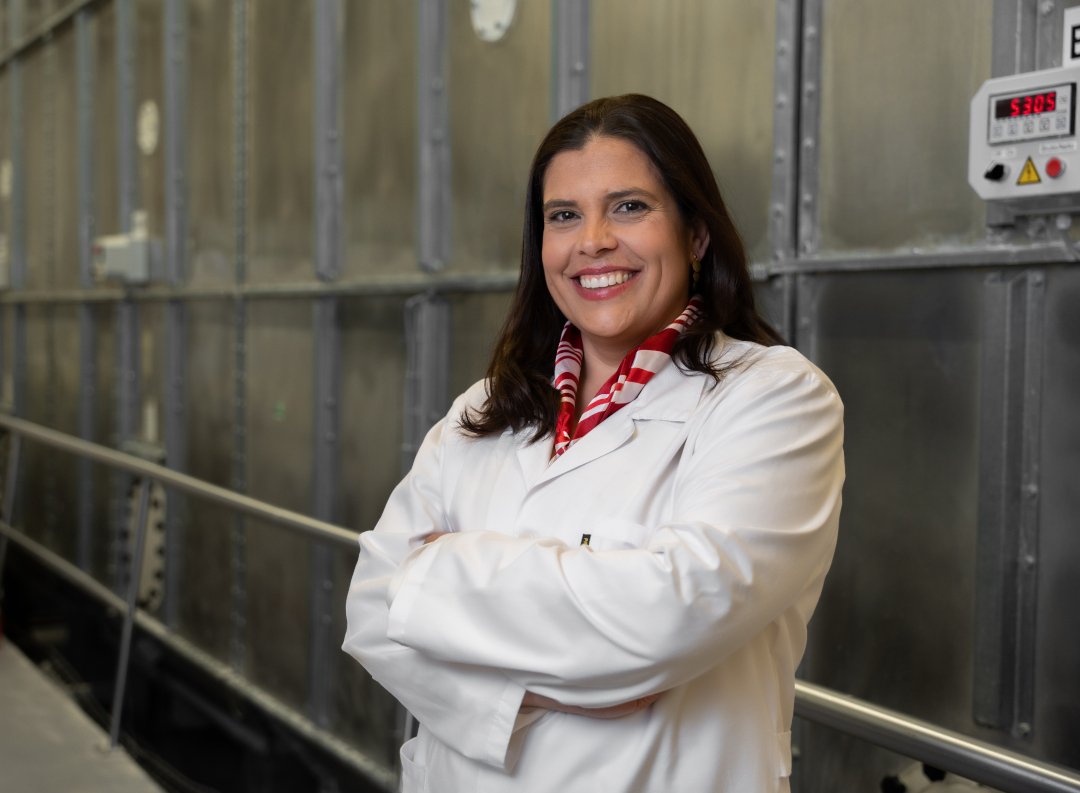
[343,335,845,793]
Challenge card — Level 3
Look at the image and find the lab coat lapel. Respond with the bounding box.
[529,359,708,489]
[533,415,636,488]
[514,431,555,492]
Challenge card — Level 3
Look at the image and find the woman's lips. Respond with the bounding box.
[571,270,639,300]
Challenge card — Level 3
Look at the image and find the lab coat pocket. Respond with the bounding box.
[776,730,793,778]
[587,517,653,551]
[399,737,427,792]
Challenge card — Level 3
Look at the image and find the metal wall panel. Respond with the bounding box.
[341,0,416,279]
[90,303,117,585]
[243,298,314,710]
[447,0,550,274]
[332,294,408,765]
[21,0,49,34]
[591,0,776,263]
[93,1,120,240]
[447,291,512,400]
[21,42,45,291]
[247,0,314,285]
[186,0,234,287]
[1031,265,1080,767]
[22,304,80,557]
[54,26,79,291]
[798,269,988,790]
[817,0,992,254]
[177,300,234,663]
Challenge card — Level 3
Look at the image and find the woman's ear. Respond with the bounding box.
[689,219,710,262]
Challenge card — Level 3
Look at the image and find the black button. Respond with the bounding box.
[985,163,1007,181]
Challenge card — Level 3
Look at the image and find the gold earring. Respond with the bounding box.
[691,253,701,290]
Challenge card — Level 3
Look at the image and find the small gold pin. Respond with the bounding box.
[580,534,591,546]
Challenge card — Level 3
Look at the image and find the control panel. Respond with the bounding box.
[969,65,1080,201]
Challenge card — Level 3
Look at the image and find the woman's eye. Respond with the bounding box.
[548,210,577,223]
[615,200,648,214]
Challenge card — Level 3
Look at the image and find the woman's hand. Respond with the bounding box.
[423,532,451,545]
[521,691,660,720]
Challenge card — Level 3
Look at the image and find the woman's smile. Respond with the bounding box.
[572,268,640,297]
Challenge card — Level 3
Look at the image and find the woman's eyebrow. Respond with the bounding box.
[542,199,578,212]
[605,188,657,201]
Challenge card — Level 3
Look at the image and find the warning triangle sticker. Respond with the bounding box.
[1018,157,1041,185]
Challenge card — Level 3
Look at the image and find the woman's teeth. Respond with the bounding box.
[578,271,636,289]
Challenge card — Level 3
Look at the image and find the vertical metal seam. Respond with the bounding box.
[768,0,803,346]
[1012,269,1045,739]
[76,7,96,573]
[796,0,821,258]
[314,0,342,283]
[231,0,249,673]
[163,0,188,630]
[417,0,449,272]
[552,0,590,122]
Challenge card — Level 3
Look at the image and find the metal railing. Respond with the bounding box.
[0,414,1078,793]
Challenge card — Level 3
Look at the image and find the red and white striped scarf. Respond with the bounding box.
[552,296,704,458]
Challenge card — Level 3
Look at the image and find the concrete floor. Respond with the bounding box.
[0,638,164,793]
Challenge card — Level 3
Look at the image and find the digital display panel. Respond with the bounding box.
[995,90,1058,118]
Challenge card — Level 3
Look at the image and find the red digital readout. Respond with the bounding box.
[995,91,1057,119]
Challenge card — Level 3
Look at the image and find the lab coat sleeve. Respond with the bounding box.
[384,363,845,708]
[342,395,528,771]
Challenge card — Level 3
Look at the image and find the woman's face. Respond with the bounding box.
[541,136,709,357]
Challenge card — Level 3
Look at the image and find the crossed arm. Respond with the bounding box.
[420,531,660,720]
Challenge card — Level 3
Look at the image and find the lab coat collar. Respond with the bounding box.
[514,350,715,490]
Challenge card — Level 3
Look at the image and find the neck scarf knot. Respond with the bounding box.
[552,295,704,458]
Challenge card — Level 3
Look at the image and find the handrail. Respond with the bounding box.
[1,414,1078,792]
[794,681,1080,793]
[0,522,397,790]
[0,414,360,551]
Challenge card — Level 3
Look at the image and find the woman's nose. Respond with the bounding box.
[579,217,616,257]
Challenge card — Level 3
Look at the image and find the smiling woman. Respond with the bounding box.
[343,95,846,793]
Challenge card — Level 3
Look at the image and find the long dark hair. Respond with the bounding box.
[461,94,783,440]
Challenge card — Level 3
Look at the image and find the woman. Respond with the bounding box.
[344,94,844,792]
